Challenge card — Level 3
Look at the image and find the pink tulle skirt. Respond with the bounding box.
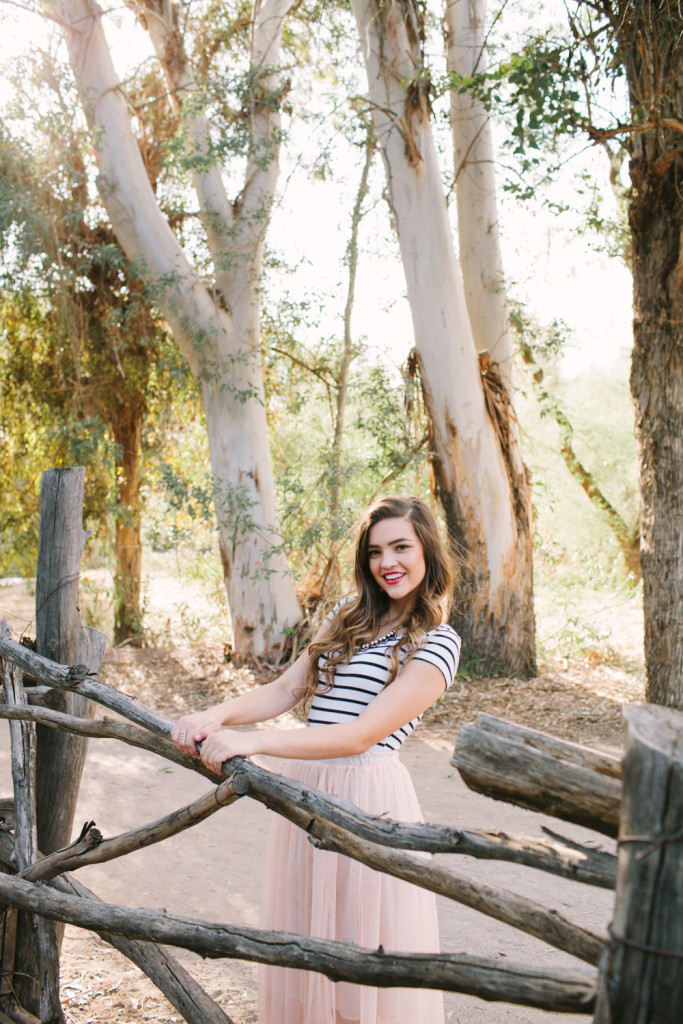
[258,750,444,1024]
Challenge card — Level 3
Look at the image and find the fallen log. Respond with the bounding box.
[0,872,597,1013]
[452,716,621,836]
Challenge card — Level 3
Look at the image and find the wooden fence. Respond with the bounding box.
[0,467,680,1023]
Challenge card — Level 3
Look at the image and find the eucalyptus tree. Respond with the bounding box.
[44,0,301,657]
[349,0,535,674]
[468,0,683,703]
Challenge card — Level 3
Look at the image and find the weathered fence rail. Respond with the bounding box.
[452,714,622,836]
[0,467,680,1024]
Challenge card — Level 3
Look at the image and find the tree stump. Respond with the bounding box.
[593,705,683,1023]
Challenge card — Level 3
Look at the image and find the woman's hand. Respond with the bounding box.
[198,729,262,774]
[171,707,226,757]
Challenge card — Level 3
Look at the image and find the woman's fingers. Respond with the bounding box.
[172,717,206,757]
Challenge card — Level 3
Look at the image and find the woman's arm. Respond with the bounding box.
[171,651,309,756]
[171,611,340,755]
[197,658,446,773]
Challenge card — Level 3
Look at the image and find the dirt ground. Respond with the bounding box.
[0,576,644,1024]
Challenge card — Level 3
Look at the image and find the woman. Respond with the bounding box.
[172,495,461,1024]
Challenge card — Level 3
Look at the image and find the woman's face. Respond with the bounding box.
[367,517,426,607]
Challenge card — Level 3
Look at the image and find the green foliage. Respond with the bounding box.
[516,346,639,593]
[0,50,200,622]
[264,323,431,593]
[448,38,583,171]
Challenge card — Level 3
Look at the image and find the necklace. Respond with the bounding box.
[357,628,398,652]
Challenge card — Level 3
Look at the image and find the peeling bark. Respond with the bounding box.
[112,399,144,643]
[351,0,535,674]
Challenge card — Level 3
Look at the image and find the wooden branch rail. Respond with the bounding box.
[0,642,617,886]
[0,683,607,963]
[0,834,235,1024]
[0,611,626,1016]
[0,701,221,783]
[238,775,605,964]
[0,630,174,738]
[452,713,622,836]
[19,778,239,882]
[0,873,597,1013]
[227,757,617,889]
[0,631,611,967]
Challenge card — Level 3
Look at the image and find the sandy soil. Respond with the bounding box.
[0,576,643,1024]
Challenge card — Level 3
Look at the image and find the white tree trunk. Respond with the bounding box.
[51,0,300,655]
[351,0,535,672]
[445,0,531,558]
[445,0,513,389]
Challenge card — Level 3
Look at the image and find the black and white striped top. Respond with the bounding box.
[307,621,461,752]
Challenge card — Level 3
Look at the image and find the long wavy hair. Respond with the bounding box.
[302,496,456,704]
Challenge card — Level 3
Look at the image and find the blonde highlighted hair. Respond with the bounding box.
[302,496,457,705]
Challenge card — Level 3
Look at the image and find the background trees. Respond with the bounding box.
[0,53,198,644]
[45,0,301,658]
[606,1,683,708]
[462,0,683,702]
[0,0,662,701]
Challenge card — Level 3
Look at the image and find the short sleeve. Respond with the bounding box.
[412,625,461,690]
[324,595,355,624]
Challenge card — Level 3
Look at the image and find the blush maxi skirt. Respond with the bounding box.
[258,750,444,1024]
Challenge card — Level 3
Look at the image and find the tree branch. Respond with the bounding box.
[0,638,616,891]
[0,874,597,1012]
[19,778,239,882]
[518,339,640,578]
[0,833,236,1024]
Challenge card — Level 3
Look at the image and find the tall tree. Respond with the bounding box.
[445,0,513,388]
[45,0,301,657]
[601,0,683,706]
[350,0,535,674]
[490,0,683,703]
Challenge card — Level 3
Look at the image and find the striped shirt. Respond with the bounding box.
[307,622,461,752]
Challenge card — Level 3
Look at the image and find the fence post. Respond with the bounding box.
[34,467,106,856]
[593,704,683,1023]
[11,468,106,1018]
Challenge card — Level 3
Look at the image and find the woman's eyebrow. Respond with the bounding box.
[369,537,412,548]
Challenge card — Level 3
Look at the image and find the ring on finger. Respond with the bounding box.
[180,733,187,743]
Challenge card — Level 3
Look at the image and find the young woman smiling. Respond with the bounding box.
[172,496,461,1024]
